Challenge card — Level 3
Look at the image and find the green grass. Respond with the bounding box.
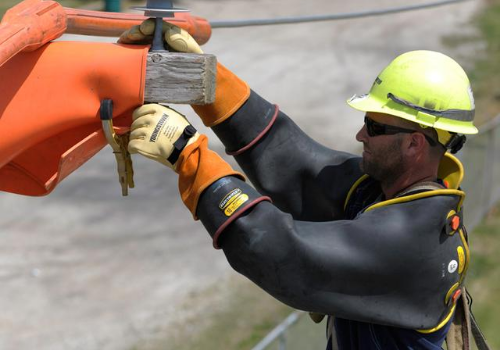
[443,0,500,125]
[470,0,500,123]
[456,1,500,345]
[466,205,500,349]
[130,276,293,350]
[443,2,500,348]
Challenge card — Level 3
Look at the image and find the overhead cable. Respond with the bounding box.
[209,0,470,28]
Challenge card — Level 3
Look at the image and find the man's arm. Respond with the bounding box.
[121,21,363,220]
[128,103,465,332]
[211,91,363,220]
[197,175,466,331]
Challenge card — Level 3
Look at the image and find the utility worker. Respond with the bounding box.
[120,22,484,350]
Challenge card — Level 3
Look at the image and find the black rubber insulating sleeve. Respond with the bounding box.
[196,176,271,249]
[212,90,277,154]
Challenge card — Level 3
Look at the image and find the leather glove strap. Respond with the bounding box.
[167,124,197,165]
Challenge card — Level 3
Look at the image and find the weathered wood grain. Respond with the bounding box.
[144,52,216,105]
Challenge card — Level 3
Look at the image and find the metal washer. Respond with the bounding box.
[132,7,190,17]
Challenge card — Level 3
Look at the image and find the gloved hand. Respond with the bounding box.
[119,20,250,127]
[118,18,203,54]
[129,103,245,217]
[128,104,200,171]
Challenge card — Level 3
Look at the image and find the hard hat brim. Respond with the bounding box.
[347,94,478,135]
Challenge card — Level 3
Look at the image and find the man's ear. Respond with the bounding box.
[405,132,428,156]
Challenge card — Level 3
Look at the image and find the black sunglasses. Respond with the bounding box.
[364,116,437,147]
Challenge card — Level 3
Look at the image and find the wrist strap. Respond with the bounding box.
[167,125,197,165]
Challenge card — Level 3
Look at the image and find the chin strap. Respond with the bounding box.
[445,134,467,154]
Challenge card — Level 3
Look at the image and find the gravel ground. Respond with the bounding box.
[0,0,482,349]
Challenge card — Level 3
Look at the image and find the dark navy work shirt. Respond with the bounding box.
[334,177,451,350]
[329,317,450,350]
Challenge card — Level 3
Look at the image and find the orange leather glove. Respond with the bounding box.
[192,63,250,127]
[177,135,244,218]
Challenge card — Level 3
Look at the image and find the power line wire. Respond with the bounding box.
[209,0,470,28]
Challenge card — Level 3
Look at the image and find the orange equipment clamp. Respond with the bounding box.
[0,0,67,68]
[0,0,212,195]
[0,0,212,68]
[64,8,211,46]
[0,41,149,196]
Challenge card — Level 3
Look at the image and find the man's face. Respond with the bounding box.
[355,112,405,182]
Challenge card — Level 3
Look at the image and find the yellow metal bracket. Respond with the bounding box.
[100,99,134,196]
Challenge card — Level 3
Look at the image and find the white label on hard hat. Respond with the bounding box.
[448,260,458,274]
[348,94,368,103]
[467,86,475,109]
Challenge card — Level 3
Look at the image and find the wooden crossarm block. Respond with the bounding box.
[144,52,216,105]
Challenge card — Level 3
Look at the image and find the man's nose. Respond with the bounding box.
[356,124,368,143]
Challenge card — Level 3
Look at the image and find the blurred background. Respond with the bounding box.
[1,0,499,349]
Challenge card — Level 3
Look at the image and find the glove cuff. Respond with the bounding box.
[197,177,271,249]
[192,63,250,127]
[177,135,245,218]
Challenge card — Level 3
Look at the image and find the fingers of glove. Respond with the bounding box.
[127,138,146,154]
[133,104,190,128]
[129,125,151,141]
[128,137,166,161]
[130,113,159,132]
[129,146,171,168]
[118,25,152,44]
[140,18,173,35]
[139,18,158,36]
[128,132,174,169]
[132,104,165,121]
[165,24,203,54]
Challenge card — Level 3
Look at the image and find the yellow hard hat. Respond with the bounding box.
[347,51,477,151]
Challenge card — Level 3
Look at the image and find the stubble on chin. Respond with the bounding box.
[360,153,387,182]
[361,158,381,181]
[359,155,374,177]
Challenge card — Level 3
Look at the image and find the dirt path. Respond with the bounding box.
[0,0,481,349]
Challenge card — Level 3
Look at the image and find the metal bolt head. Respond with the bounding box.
[151,54,162,63]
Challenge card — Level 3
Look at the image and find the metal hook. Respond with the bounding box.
[100,99,135,196]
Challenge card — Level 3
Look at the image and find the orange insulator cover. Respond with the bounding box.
[0,0,212,68]
[64,9,212,46]
[0,41,148,196]
[0,0,67,68]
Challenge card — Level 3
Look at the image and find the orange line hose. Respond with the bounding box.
[0,0,212,68]
[64,8,212,45]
